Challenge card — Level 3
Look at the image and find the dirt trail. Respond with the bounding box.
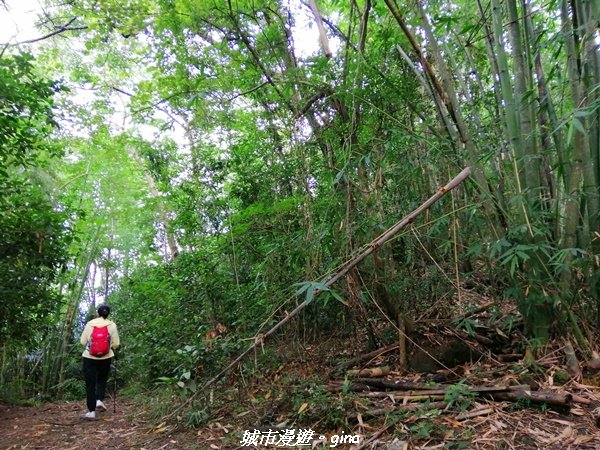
[0,400,199,450]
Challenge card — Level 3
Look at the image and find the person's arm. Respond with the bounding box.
[110,323,120,350]
[80,323,92,347]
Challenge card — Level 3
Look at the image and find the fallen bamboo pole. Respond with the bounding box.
[354,384,532,397]
[351,401,449,419]
[455,407,494,421]
[168,167,472,417]
[334,343,399,373]
[347,366,391,378]
[489,390,572,408]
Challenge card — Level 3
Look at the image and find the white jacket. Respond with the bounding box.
[80,317,120,360]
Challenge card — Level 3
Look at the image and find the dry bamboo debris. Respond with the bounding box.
[327,379,532,395]
[347,366,391,378]
[331,343,398,375]
[350,401,449,419]
[489,390,572,407]
[351,378,445,390]
[455,407,494,421]
[189,168,471,399]
[324,382,373,393]
[356,385,532,397]
[328,376,574,409]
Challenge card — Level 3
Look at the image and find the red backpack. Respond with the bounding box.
[90,325,111,357]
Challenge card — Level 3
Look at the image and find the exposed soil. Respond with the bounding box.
[0,399,199,450]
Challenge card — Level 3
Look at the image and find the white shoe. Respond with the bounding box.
[96,400,107,412]
[82,411,96,420]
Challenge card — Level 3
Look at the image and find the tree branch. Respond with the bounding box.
[1,18,87,46]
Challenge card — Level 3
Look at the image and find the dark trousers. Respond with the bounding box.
[83,357,112,412]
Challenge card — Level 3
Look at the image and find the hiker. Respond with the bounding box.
[80,304,120,420]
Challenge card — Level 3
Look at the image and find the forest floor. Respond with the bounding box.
[3,362,600,449]
[0,399,203,450]
[4,293,600,449]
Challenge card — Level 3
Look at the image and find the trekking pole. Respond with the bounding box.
[113,354,117,413]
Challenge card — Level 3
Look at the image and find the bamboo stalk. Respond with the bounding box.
[559,0,590,296]
[351,401,449,419]
[335,343,399,372]
[347,366,390,378]
[353,379,531,393]
[307,0,332,58]
[507,0,542,199]
[490,390,572,407]
[167,168,472,417]
[455,407,494,421]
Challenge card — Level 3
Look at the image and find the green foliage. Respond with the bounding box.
[4,0,598,407]
[0,53,72,344]
[409,420,435,439]
[289,385,348,428]
[52,378,86,401]
[454,317,476,337]
[0,53,62,176]
[443,383,477,412]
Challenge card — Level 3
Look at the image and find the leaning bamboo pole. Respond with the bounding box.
[167,167,471,417]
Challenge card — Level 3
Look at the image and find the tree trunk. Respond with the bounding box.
[506,0,542,203]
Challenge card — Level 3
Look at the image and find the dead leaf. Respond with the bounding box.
[571,407,586,416]
[443,417,463,427]
[298,402,308,414]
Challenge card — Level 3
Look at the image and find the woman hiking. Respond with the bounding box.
[80,304,120,420]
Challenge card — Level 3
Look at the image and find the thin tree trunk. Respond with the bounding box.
[490,0,525,196]
[507,0,542,202]
[576,0,600,244]
[307,0,332,58]
[385,0,500,237]
[56,232,99,396]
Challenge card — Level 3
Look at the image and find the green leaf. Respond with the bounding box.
[156,376,176,384]
[572,117,586,134]
[330,290,347,305]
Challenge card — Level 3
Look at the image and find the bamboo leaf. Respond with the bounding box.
[567,121,575,145]
[572,117,586,134]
